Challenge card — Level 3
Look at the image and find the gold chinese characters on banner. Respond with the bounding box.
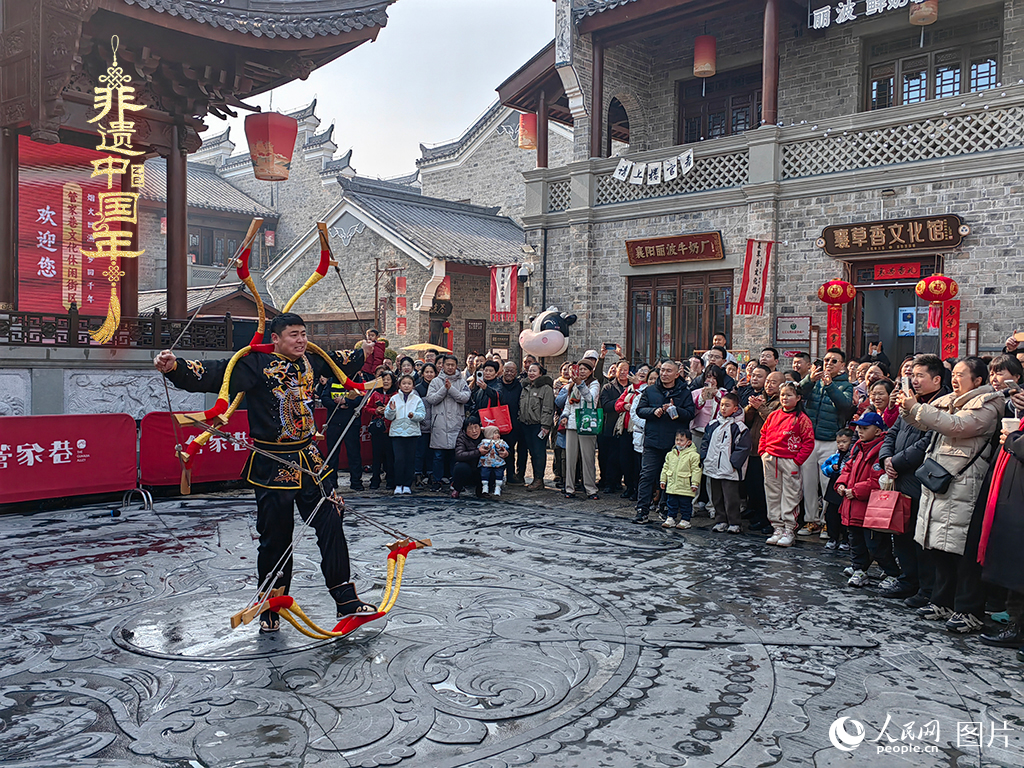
[85,35,145,343]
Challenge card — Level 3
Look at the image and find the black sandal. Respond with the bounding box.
[259,610,280,633]
[331,581,378,618]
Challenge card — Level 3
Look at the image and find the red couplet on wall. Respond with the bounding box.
[0,414,137,504]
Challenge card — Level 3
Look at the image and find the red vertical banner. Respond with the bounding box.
[18,137,112,312]
[737,239,772,316]
[941,300,961,360]
[490,265,518,322]
[397,317,408,336]
[396,276,407,295]
[826,304,843,350]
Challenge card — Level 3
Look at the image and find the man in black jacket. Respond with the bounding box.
[494,361,525,483]
[878,354,949,604]
[321,348,368,491]
[633,360,695,524]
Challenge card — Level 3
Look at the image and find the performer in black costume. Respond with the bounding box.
[154,312,376,632]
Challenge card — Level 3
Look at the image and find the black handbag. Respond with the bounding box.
[914,432,991,494]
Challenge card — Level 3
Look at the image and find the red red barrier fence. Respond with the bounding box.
[140,410,253,486]
[140,408,373,487]
[0,414,138,504]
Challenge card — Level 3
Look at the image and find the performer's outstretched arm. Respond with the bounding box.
[154,350,258,395]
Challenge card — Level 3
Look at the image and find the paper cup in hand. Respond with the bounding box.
[1002,417,1020,435]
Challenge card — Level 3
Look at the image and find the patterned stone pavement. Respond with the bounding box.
[2,488,1024,767]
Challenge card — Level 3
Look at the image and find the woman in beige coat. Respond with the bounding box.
[898,356,1002,633]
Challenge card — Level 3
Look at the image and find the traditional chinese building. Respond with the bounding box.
[500,0,1024,365]
[0,0,396,418]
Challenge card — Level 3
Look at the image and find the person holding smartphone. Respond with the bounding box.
[468,360,501,414]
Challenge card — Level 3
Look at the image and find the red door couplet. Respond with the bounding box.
[0,414,137,504]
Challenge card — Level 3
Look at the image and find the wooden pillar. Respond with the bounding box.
[589,39,604,159]
[120,162,139,319]
[762,0,780,127]
[0,129,17,310]
[166,126,188,320]
[537,89,549,169]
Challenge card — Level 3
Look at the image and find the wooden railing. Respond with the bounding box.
[0,305,232,350]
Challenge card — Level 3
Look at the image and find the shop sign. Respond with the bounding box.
[817,215,968,258]
[874,262,920,281]
[626,232,724,267]
[491,333,511,347]
[810,1,928,31]
[776,316,812,343]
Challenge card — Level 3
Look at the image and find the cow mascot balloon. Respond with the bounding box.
[519,307,578,358]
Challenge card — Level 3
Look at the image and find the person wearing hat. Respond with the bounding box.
[835,411,900,590]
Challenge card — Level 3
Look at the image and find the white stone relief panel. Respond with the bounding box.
[0,371,30,416]
[64,371,204,421]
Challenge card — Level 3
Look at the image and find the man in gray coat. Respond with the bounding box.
[427,354,471,490]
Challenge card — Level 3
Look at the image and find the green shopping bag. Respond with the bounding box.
[575,406,604,435]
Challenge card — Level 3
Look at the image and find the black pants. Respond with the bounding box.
[897,499,929,593]
[391,436,417,488]
[325,408,364,486]
[370,433,394,489]
[744,454,770,528]
[452,461,481,493]
[522,425,547,480]
[931,506,986,616]
[710,478,743,526]
[621,436,638,493]
[253,475,349,596]
[599,432,625,490]
[823,502,847,544]
[849,525,900,576]
[637,446,670,513]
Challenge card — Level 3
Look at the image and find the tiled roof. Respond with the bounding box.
[382,169,420,187]
[573,0,641,19]
[320,149,356,176]
[120,0,394,40]
[142,159,277,216]
[287,99,318,120]
[417,101,508,166]
[305,124,335,148]
[202,127,232,147]
[339,177,522,266]
[138,283,268,315]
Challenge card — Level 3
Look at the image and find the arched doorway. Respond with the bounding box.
[606,97,629,156]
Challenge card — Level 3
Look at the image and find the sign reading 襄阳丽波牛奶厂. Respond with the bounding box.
[626,232,724,267]
[816,215,968,258]
[809,1,932,31]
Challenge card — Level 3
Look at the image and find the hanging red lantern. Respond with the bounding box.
[817,279,856,350]
[244,112,299,181]
[518,113,538,150]
[694,35,717,78]
[916,273,959,329]
[441,320,453,351]
[910,0,938,25]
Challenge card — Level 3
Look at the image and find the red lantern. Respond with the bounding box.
[916,273,959,330]
[910,0,938,25]
[244,112,299,181]
[441,320,453,351]
[818,279,856,350]
[518,113,538,150]
[694,35,717,78]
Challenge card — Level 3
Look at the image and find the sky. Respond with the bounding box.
[212,0,557,179]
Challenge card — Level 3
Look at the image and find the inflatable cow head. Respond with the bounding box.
[519,307,578,358]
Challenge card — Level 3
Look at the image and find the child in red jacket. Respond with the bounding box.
[835,411,900,588]
[759,382,816,547]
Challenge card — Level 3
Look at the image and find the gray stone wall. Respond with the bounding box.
[222,138,342,256]
[418,113,573,225]
[777,173,1024,352]
[777,23,860,128]
[138,209,166,292]
[444,271,524,363]
[269,225,431,347]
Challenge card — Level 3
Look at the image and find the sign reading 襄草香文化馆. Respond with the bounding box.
[816,215,968,258]
[626,232,724,267]
[84,34,146,344]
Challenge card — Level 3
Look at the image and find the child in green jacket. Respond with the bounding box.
[660,429,703,530]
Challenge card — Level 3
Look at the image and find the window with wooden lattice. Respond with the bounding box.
[865,10,1001,111]
[676,65,762,145]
